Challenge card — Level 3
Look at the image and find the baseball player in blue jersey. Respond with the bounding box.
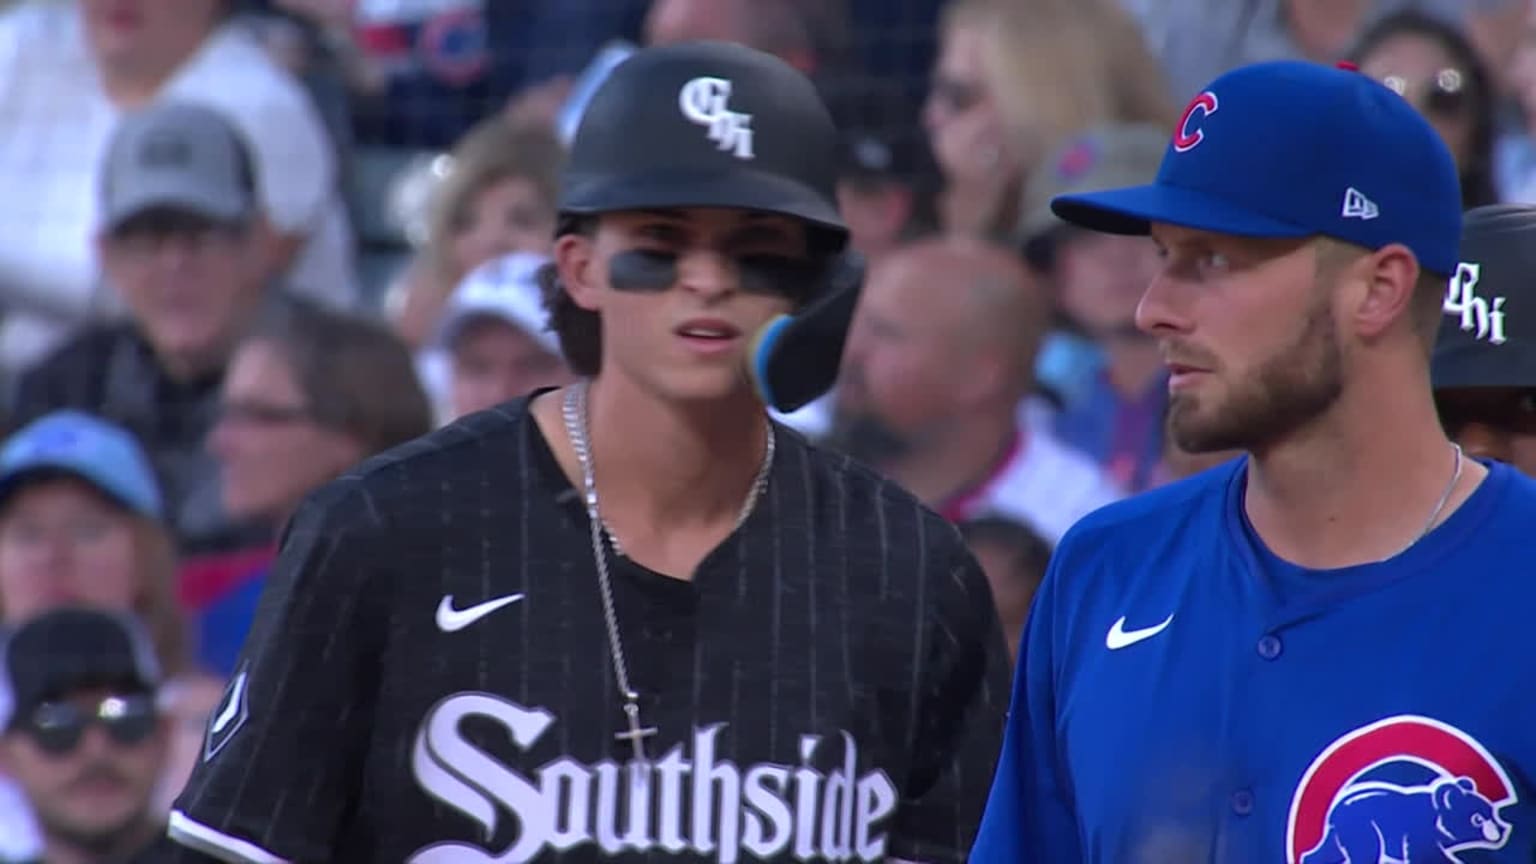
[970,60,1536,864]
[1432,204,1536,478]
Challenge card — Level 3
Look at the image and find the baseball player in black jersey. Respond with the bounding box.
[1432,203,1536,478]
[165,41,1010,863]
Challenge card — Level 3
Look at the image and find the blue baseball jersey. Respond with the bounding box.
[971,457,1536,864]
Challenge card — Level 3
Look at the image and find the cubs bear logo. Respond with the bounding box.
[1287,715,1516,864]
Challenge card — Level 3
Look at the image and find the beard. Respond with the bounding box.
[824,410,914,467]
[1169,295,1343,454]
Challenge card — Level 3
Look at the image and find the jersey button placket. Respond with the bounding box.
[1256,633,1283,660]
[1231,789,1255,816]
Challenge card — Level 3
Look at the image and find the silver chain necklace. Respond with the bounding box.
[1386,442,1463,561]
[561,380,775,764]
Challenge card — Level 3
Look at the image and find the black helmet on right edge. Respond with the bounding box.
[1431,204,1536,474]
[1433,205,1536,390]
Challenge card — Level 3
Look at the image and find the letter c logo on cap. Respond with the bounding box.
[1173,91,1219,153]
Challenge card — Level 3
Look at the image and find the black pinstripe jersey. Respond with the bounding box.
[165,393,1011,863]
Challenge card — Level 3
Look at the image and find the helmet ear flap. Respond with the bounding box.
[747,252,865,412]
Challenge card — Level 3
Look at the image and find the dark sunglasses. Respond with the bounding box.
[1438,389,1536,437]
[1381,68,1468,116]
[19,693,158,756]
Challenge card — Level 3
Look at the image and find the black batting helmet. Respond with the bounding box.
[1432,204,1536,390]
[558,40,849,248]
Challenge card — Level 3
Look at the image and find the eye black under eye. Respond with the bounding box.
[738,254,823,301]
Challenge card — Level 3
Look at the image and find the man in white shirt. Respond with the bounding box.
[829,235,1125,544]
[0,0,356,383]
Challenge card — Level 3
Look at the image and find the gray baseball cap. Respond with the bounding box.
[1018,123,1168,244]
[99,102,258,231]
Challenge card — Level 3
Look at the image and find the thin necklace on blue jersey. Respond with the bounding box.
[562,380,775,765]
[1388,442,1463,561]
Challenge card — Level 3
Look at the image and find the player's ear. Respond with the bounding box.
[1347,242,1419,341]
[554,230,602,314]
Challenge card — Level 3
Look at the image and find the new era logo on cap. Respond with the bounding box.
[1342,188,1379,220]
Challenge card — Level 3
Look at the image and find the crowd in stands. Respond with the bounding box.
[0,0,1531,860]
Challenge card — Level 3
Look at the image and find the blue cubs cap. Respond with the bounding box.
[1051,60,1463,276]
[0,411,162,519]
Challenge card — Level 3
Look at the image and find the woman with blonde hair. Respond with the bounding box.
[386,117,565,350]
[924,0,1175,241]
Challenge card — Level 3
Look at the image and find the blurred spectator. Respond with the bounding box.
[201,299,432,678]
[0,412,183,674]
[820,75,941,262]
[1125,0,1488,103]
[280,0,499,149]
[0,411,226,846]
[508,0,855,135]
[0,609,173,863]
[841,0,945,109]
[924,0,1173,243]
[643,0,848,75]
[10,103,278,559]
[223,6,356,198]
[957,516,1051,663]
[1462,0,1530,93]
[385,118,563,352]
[830,236,1124,544]
[1021,125,1170,493]
[418,252,573,425]
[1350,9,1500,208]
[0,0,357,383]
[1499,6,1536,201]
[264,0,654,149]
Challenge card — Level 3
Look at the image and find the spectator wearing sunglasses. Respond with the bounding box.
[0,608,173,864]
[1433,204,1536,477]
[1350,9,1500,209]
[0,411,224,862]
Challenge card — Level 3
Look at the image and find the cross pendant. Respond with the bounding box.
[614,699,658,763]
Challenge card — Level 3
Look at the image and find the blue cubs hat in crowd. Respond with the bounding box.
[1051,60,1463,276]
[0,411,162,519]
